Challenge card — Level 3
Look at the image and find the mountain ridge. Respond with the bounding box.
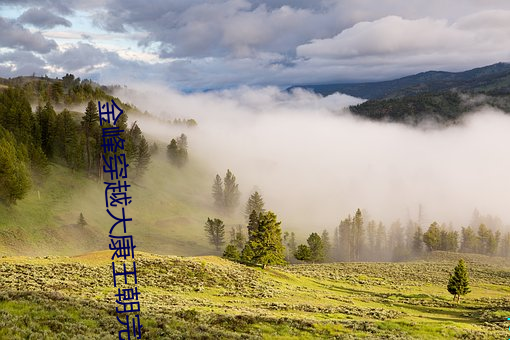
[289,62,510,100]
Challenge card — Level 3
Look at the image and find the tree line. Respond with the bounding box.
[295,209,510,263]
[204,175,510,265]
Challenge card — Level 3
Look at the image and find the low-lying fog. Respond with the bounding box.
[117,85,510,231]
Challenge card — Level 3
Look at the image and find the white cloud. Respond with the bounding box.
[297,12,510,67]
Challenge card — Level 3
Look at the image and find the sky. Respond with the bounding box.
[1,0,510,90]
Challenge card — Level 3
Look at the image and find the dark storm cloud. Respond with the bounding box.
[18,7,72,29]
[0,16,57,53]
[93,0,344,58]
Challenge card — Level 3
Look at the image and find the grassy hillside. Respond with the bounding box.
[0,152,229,257]
[0,251,509,339]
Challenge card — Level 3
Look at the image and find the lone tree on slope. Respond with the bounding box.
[447,259,471,303]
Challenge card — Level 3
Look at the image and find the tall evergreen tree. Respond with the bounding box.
[134,135,151,179]
[447,259,471,303]
[81,100,98,174]
[321,229,331,262]
[223,244,240,262]
[352,209,364,261]
[55,109,80,167]
[244,211,286,268]
[294,244,312,262]
[460,226,478,253]
[375,222,387,257]
[245,191,265,220]
[0,130,31,205]
[332,227,341,261]
[223,169,240,214]
[307,232,325,263]
[126,122,142,161]
[477,224,499,255]
[229,225,246,251]
[0,87,33,145]
[423,222,441,251]
[366,220,377,259]
[247,210,259,241]
[36,102,57,158]
[412,226,423,254]
[283,231,297,262]
[204,218,225,251]
[240,243,255,264]
[338,216,352,261]
[499,232,510,258]
[166,134,188,167]
[212,174,224,211]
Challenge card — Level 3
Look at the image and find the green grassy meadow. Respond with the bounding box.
[0,251,509,339]
[0,139,509,339]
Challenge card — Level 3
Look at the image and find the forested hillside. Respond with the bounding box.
[0,75,217,256]
[290,63,510,124]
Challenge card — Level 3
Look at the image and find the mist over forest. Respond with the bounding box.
[119,84,510,233]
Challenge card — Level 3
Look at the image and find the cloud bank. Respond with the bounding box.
[119,85,510,231]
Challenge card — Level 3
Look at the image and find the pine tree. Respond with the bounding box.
[247,210,259,241]
[150,142,159,155]
[176,133,188,164]
[447,259,471,303]
[500,232,510,258]
[423,222,441,251]
[134,136,151,179]
[223,169,240,214]
[212,174,224,211]
[460,226,478,253]
[366,220,377,259]
[294,244,312,262]
[167,139,179,164]
[240,243,255,264]
[245,191,265,220]
[332,227,341,261]
[376,222,387,259]
[81,100,98,174]
[223,244,240,262]
[78,212,87,226]
[55,109,80,167]
[0,131,31,205]
[321,230,331,262]
[36,102,57,158]
[307,232,325,263]
[283,231,297,262]
[338,216,352,261]
[204,218,225,251]
[352,209,364,261]
[229,225,246,251]
[126,122,142,161]
[166,134,188,167]
[412,226,423,254]
[245,211,286,268]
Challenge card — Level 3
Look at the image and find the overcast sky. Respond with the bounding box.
[1,0,510,90]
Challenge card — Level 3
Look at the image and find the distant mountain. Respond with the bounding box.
[289,62,510,100]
